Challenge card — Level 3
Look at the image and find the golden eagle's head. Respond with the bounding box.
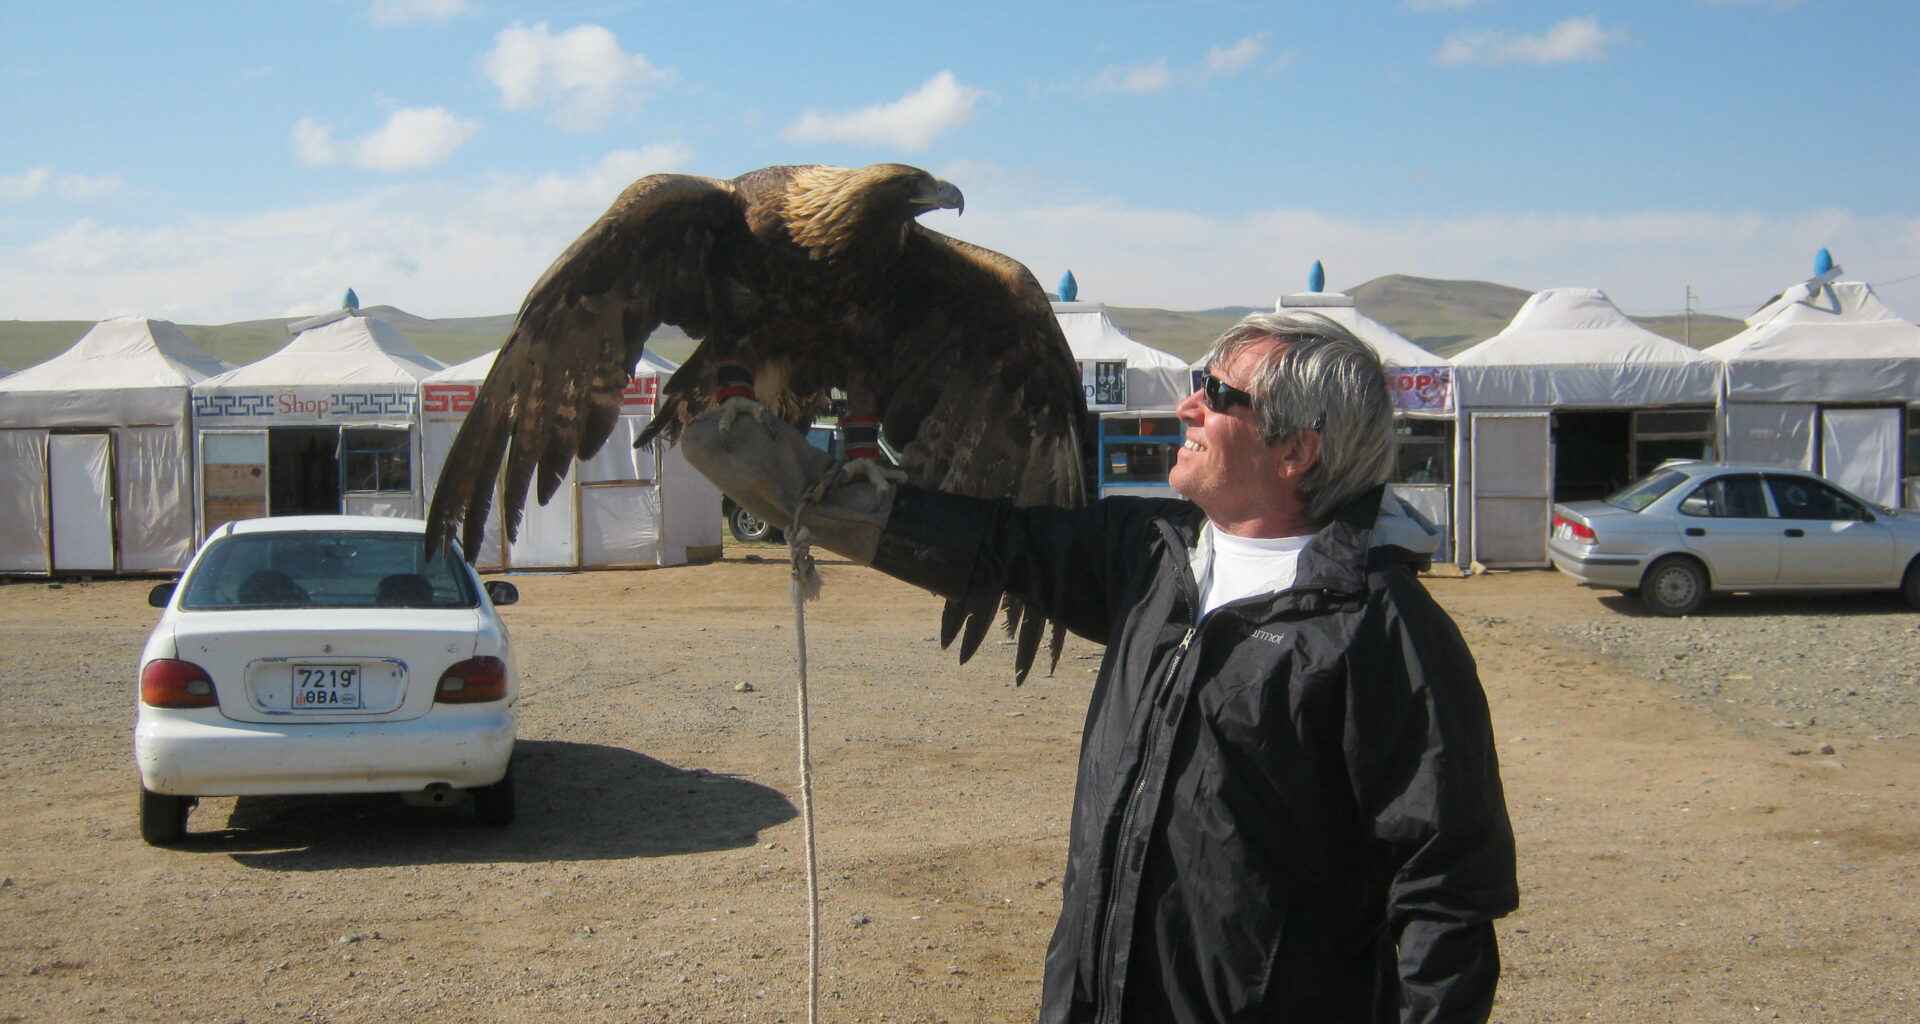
[781,163,964,261]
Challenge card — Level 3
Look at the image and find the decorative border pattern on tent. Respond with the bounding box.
[192,390,419,418]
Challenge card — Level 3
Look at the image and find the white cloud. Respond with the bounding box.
[783,72,988,151]
[1088,35,1280,96]
[1202,36,1270,78]
[370,0,471,27]
[291,107,480,171]
[0,166,125,203]
[1089,59,1174,96]
[1438,16,1628,65]
[483,21,672,132]
[9,152,1920,332]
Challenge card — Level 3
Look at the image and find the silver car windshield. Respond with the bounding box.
[180,532,478,610]
[1603,468,1688,512]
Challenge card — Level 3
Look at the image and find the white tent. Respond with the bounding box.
[1053,302,1190,411]
[0,316,233,574]
[1452,288,1721,567]
[1703,279,1920,508]
[420,348,721,570]
[191,312,444,533]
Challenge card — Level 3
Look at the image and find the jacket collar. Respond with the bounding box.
[1158,485,1437,601]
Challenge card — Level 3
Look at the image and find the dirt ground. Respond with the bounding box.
[2,551,1918,1023]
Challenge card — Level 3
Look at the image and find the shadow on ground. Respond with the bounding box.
[175,740,796,870]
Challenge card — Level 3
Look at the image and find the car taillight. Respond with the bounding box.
[1552,513,1597,544]
[436,656,508,703]
[141,659,217,708]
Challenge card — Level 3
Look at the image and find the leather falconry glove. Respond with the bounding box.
[680,409,894,565]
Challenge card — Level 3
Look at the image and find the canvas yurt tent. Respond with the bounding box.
[1053,272,1197,500]
[1452,287,1720,567]
[420,348,721,570]
[190,308,444,535]
[1703,261,1920,508]
[0,316,234,574]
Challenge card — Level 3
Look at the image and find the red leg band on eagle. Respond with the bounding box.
[842,415,883,462]
[715,359,757,403]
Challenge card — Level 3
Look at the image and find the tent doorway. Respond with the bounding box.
[1551,411,1631,503]
[268,427,341,516]
[48,431,116,572]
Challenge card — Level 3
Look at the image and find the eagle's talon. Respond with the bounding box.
[839,457,906,495]
[717,396,771,436]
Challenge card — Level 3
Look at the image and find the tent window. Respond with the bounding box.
[1091,361,1126,407]
[342,428,411,493]
[1392,419,1451,484]
[269,427,341,516]
[1631,407,1715,480]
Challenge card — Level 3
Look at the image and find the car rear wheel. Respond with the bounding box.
[139,787,193,845]
[1641,555,1707,617]
[1902,559,1920,611]
[472,766,515,827]
[727,501,784,545]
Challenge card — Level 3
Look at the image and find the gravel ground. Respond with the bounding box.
[1529,587,1920,739]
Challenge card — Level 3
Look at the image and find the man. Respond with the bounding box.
[686,311,1517,1024]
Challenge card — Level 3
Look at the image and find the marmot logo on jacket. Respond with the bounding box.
[1248,628,1288,645]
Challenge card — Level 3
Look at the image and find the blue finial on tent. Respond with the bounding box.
[1307,260,1325,293]
[1813,249,1833,276]
[1058,270,1078,303]
[343,287,360,312]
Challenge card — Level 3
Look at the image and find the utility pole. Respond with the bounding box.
[1684,285,1694,348]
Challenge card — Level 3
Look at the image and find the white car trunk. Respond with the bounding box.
[168,609,483,725]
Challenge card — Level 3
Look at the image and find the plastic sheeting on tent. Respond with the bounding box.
[1704,279,1920,507]
[1452,288,1719,409]
[0,316,233,575]
[1053,302,1190,411]
[192,313,444,528]
[420,348,721,570]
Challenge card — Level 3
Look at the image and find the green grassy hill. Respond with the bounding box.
[0,278,1748,375]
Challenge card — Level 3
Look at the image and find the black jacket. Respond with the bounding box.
[876,484,1518,1024]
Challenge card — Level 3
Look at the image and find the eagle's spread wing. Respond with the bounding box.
[878,229,1089,680]
[427,174,746,556]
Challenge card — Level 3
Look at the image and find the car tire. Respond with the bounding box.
[472,766,515,827]
[1902,558,1920,611]
[727,502,784,545]
[139,787,193,845]
[1640,555,1707,617]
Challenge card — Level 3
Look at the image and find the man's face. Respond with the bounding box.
[1170,340,1298,524]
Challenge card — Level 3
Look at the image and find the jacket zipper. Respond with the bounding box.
[1095,623,1197,1024]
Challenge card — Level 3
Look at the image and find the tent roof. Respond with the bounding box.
[1701,280,1920,402]
[0,315,232,393]
[1276,292,1449,367]
[427,345,678,383]
[197,314,444,390]
[1452,288,1717,408]
[1052,302,1188,368]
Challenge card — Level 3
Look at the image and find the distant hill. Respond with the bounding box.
[0,279,1749,374]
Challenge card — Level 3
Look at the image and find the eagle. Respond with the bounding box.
[425,163,1090,682]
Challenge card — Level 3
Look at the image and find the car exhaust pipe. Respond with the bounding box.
[402,782,459,807]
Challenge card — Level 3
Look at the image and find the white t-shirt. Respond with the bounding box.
[1191,523,1315,615]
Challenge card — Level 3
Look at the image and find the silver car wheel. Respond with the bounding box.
[1641,556,1706,617]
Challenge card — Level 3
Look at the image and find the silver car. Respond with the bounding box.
[1548,461,1920,616]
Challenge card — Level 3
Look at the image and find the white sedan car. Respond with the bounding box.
[1548,461,1920,616]
[135,516,519,844]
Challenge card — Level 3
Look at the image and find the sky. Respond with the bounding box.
[4,0,1918,329]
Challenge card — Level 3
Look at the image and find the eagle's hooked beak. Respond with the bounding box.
[919,179,964,217]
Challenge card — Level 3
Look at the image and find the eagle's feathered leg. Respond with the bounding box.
[836,385,906,494]
[714,358,780,436]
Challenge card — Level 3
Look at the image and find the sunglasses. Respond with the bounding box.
[1201,371,1255,413]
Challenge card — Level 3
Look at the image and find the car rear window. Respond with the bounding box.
[1603,468,1687,512]
[180,531,478,610]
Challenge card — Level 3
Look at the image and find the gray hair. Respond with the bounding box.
[1203,310,1396,522]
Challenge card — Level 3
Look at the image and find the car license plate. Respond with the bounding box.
[292,664,362,709]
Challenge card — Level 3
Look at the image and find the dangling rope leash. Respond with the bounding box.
[786,500,825,1024]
